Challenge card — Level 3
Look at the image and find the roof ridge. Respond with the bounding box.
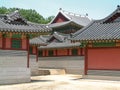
[94,5,120,23]
[59,8,88,17]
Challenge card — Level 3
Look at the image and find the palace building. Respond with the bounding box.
[46,8,91,57]
[72,6,120,78]
[36,9,92,74]
[0,10,51,84]
[49,8,91,34]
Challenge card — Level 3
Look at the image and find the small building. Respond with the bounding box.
[37,32,85,74]
[0,10,51,84]
[39,32,82,57]
[72,6,120,78]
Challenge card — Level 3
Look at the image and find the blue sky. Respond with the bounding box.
[0,0,119,19]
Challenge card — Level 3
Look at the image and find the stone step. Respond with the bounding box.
[38,68,66,75]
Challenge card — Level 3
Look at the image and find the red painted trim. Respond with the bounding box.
[27,38,29,68]
[84,47,88,75]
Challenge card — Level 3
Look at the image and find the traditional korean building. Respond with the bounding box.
[37,9,92,74]
[39,32,82,57]
[0,10,51,84]
[72,6,120,78]
[36,32,85,74]
[49,8,92,34]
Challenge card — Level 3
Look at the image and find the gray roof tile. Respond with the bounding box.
[0,10,52,33]
[72,6,120,41]
[39,41,80,49]
[50,9,92,27]
[30,36,47,45]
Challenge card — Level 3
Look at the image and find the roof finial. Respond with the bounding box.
[117,5,120,8]
[86,13,88,16]
[16,8,19,10]
[15,8,19,13]
[59,8,62,11]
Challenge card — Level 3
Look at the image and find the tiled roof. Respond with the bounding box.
[49,21,82,28]
[30,31,79,48]
[0,10,52,33]
[39,41,80,49]
[47,32,69,42]
[65,13,91,26]
[50,9,92,27]
[49,21,71,28]
[72,6,120,41]
[30,36,47,46]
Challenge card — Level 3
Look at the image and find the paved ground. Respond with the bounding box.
[0,75,120,90]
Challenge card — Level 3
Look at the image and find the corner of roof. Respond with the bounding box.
[72,20,95,37]
[96,5,120,23]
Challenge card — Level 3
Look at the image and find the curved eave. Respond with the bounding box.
[50,21,82,29]
[30,43,47,47]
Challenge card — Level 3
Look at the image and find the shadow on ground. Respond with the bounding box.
[31,80,54,83]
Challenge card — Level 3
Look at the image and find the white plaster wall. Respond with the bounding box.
[0,50,30,84]
[38,56,84,74]
[29,55,39,76]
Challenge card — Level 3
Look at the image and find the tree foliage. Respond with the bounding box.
[0,7,54,24]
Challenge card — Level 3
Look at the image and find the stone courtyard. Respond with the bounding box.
[0,75,120,90]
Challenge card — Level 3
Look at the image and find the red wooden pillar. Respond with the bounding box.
[42,50,45,56]
[2,34,5,49]
[53,49,57,56]
[27,37,29,68]
[84,47,88,75]
[46,50,48,56]
[81,48,83,56]
[36,47,38,62]
[56,49,57,56]
[78,48,81,56]
[68,49,72,56]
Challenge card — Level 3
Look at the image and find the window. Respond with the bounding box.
[48,50,53,56]
[38,50,43,57]
[29,47,33,54]
[72,49,78,55]
[12,39,21,49]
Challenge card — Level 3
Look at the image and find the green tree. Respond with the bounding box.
[45,16,55,23]
[0,7,54,24]
[0,7,8,14]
